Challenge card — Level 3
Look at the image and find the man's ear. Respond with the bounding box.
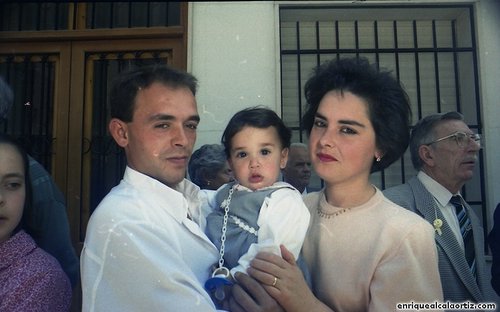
[419,145,435,167]
[109,118,129,148]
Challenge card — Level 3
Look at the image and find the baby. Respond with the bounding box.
[204,107,310,304]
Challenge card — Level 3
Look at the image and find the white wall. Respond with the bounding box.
[188,0,500,226]
[189,1,278,150]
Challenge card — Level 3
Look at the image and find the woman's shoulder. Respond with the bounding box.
[377,193,433,234]
[302,190,323,206]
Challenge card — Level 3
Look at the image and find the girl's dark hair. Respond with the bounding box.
[0,134,34,237]
[302,57,412,172]
[221,106,291,158]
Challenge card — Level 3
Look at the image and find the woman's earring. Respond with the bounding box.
[206,180,211,186]
[376,156,382,162]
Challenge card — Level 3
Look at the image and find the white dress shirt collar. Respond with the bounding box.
[417,171,459,206]
[123,166,203,225]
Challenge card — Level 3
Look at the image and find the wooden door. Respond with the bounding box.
[1,2,188,254]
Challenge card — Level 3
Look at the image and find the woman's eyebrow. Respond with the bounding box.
[315,112,366,128]
[338,119,366,128]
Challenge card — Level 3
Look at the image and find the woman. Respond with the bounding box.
[188,144,233,191]
[189,143,235,220]
[239,57,443,312]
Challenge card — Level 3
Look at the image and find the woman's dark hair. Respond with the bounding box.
[109,64,198,122]
[188,144,227,189]
[221,106,291,158]
[302,57,412,172]
[0,134,34,237]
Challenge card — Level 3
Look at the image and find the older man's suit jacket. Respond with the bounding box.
[384,177,493,303]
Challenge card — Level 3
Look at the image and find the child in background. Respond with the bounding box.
[0,134,71,311]
[204,107,310,301]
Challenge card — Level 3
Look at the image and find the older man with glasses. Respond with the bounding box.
[384,111,496,305]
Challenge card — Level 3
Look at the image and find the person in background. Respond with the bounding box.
[384,111,495,303]
[0,133,72,311]
[232,57,442,312]
[81,65,282,312]
[189,143,234,220]
[489,203,500,297]
[189,144,233,191]
[281,142,311,194]
[0,76,79,288]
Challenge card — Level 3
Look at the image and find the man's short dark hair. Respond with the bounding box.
[109,64,198,122]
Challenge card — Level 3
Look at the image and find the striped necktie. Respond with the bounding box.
[450,195,476,279]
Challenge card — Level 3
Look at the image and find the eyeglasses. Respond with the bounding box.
[425,131,482,148]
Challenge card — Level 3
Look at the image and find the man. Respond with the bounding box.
[384,111,494,303]
[81,65,281,311]
[0,76,79,288]
[281,142,311,194]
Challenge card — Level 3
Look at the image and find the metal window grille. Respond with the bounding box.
[86,2,180,29]
[0,2,180,31]
[0,2,70,31]
[0,55,56,170]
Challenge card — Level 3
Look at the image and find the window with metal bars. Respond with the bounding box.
[0,2,70,31]
[0,2,180,31]
[279,4,486,229]
[0,55,56,170]
[85,2,180,29]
